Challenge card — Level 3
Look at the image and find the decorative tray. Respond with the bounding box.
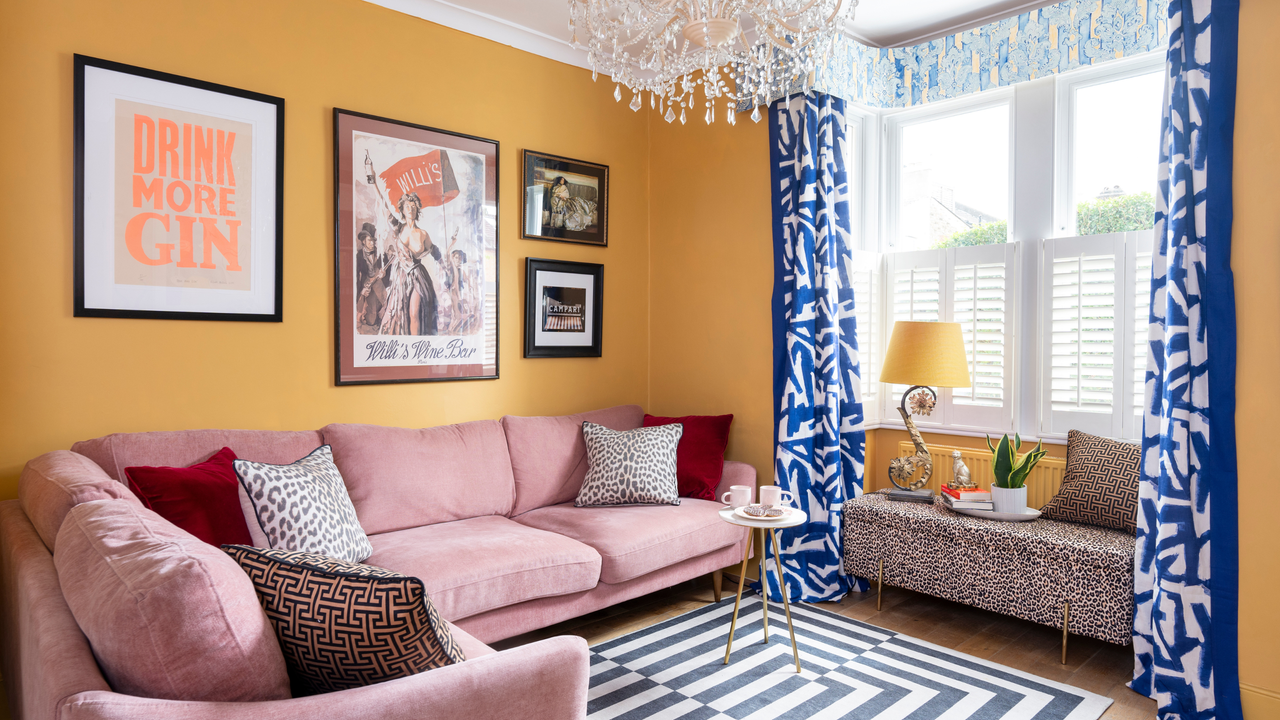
[733,505,792,521]
[949,506,1042,523]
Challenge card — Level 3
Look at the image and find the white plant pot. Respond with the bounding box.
[991,485,1028,514]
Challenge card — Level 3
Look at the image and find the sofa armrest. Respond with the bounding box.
[717,461,757,503]
[1,501,112,720]
[57,636,590,720]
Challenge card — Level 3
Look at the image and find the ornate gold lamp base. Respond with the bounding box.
[887,385,935,503]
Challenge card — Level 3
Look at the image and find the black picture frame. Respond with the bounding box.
[521,150,609,246]
[73,54,284,321]
[524,258,603,358]
[333,108,499,385]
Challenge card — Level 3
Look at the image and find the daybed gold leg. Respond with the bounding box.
[759,529,770,643]
[1061,601,1070,665]
[770,529,802,673]
[724,529,754,664]
[712,569,723,603]
[877,558,884,612]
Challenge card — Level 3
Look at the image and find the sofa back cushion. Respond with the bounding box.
[502,405,644,516]
[72,429,325,483]
[54,500,291,702]
[18,451,143,551]
[322,421,515,534]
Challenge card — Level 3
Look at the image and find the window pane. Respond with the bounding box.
[897,105,1009,252]
[1073,71,1164,235]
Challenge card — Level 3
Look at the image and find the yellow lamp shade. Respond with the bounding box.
[878,321,972,388]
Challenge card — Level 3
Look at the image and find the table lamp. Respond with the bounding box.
[877,321,971,502]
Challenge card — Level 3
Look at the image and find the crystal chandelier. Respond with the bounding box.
[569,0,855,125]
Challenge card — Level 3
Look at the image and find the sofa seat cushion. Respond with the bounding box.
[512,499,744,584]
[365,516,601,621]
[321,421,515,535]
[502,405,644,516]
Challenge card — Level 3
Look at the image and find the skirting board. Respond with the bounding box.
[1241,682,1280,719]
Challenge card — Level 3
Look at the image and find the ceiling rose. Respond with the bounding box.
[569,0,856,125]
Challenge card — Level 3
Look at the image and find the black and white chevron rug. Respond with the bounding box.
[588,597,1112,720]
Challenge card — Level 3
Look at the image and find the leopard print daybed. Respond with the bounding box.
[841,493,1136,646]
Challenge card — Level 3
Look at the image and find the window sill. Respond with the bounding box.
[860,420,1069,446]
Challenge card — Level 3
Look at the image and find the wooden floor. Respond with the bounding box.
[0,579,1155,719]
[493,576,1157,719]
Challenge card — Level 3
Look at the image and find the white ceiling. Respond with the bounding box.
[368,0,1063,71]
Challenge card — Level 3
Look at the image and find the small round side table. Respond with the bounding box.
[718,506,808,673]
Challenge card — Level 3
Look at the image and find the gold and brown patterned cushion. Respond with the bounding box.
[223,545,464,694]
[1040,430,1141,534]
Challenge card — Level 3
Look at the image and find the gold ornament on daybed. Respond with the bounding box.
[878,321,972,500]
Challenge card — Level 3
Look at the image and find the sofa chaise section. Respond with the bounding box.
[0,499,590,720]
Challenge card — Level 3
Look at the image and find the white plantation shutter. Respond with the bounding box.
[948,243,1015,431]
[1123,229,1156,439]
[848,250,881,424]
[1041,234,1125,437]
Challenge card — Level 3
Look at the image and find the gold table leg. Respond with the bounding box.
[770,529,802,673]
[877,558,884,612]
[1061,601,1070,665]
[759,528,769,643]
[723,526,755,664]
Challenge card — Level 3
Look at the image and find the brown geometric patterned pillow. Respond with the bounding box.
[1040,430,1141,534]
[222,545,464,695]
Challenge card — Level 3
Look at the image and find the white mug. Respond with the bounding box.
[759,486,795,508]
[721,485,754,508]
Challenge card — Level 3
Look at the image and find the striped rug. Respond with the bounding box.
[588,597,1112,720]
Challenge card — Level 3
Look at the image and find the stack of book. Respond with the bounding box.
[940,486,993,511]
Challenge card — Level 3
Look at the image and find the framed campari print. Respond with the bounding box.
[524,258,603,358]
[334,109,498,385]
[74,55,284,321]
[521,150,608,246]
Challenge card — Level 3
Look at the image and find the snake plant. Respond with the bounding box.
[985,433,1047,489]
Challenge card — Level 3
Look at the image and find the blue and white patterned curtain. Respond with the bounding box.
[1132,1,1240,718]
[762,93,867,603]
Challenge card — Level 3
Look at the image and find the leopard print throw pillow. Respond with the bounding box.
[575,422,682,507]
[1040,430,1141,534]
[234,446,373,563]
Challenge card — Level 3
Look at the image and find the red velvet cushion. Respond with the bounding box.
[124,447,253,547]
[642,414,733,500]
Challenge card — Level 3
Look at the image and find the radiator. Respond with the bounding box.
[894,441,1065,510]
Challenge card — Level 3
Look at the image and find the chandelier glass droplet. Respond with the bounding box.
[570,0,856,126]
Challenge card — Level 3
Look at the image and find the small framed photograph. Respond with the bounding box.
[521,150,608,246]
[334,109,499,385]
[74,55,284,321]
[524,258,603,358]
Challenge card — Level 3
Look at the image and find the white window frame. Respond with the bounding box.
[844,104,880,252]
[1052,52,1165,237]
[856,61,1163,443]
[881,89,1015,253]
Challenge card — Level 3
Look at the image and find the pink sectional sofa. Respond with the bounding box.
[0,405,753,720]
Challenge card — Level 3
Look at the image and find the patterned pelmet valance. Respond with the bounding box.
[769,0,1169,109]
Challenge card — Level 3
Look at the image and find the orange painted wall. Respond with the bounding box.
[647,114,776,483]
[1230,0,1280,713]
[0,0,651,500]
